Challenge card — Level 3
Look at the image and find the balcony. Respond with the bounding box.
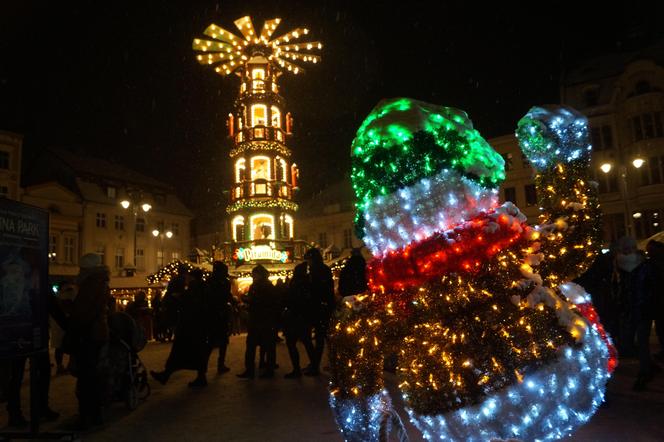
[234,126,288,144]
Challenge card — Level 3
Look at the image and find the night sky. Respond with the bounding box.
[1,1,661,215]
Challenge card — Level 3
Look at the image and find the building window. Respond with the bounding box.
[157,250,164,267]
[283,215,294,239]
[172,223,179,236]
[252,68,265,91]
[634,80,652,95]
[171,251,180,261]
[634,210,662,239]
[271,106,281,128]
[251,156,271,195]
[590,125,614,150]
[115,248,124,269]
[520,153,531,169]
[583,88,599,107]
[343,228,353,249]
[0,151,9,169]
[96,213,107,228]
[503,187,517,204]
[318,232,328,248]
[603,213,626,244]
[640,156,664,186]
[235,158,246,184]
[136,217,145,233]
[114,215,124,230]
[136,248,145,270]
[250,214,274,240]
[63,236,75,264]
[96,245,106,265]
[49,235,58,262]
[501,153,513,171]
[632,112,664,142]
[107,186,116,199]
[232,216,245,241]
[595,170,619,193]
[251,104,267,126]
[525,184,537,206]
[0,185,8,198]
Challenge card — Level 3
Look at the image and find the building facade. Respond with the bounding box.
[23,148,192,288]
[0,130,23,200]
[493,42,664,245]
[561,43,664,243]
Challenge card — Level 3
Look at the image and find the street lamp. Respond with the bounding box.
[120,197,152,272]
[152,229,173,267]
[599,158,646,237]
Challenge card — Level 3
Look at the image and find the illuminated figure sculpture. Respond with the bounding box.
[328,98,616,441]
[193,16,321,263]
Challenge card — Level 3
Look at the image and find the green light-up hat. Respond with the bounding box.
[350,98,505,237]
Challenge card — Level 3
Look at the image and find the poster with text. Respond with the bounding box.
[0,199,49,358]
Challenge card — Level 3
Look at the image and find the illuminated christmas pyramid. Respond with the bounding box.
[328,98,615,441]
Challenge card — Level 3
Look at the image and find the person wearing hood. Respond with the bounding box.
[151,268,212,388]
[612,236,645,358]
[237,265,279,379]
[68,253,111,429]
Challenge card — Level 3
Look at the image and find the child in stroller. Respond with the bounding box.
[107,311,150,410]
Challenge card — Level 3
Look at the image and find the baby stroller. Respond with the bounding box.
[108,311,150,410]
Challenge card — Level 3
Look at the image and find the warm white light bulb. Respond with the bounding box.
[120,200,131,209]
[632,158,645,169]
[152,229,160,237]
[142,203,152,212]
[633,212,642,219]
[600,163,612,174]
[166,231,173,239]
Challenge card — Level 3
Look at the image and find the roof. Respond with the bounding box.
[564,39,664,85]
[24,147,193,217]
[48,148,171,191]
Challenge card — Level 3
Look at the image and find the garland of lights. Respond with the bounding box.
[328,99,614,442]
[226,198,298,214]
[230,141,292,158]
[145,260,210,284]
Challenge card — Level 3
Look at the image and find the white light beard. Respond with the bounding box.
[362,169,499,257]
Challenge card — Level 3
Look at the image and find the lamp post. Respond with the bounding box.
[152,229,173,268]
[599,157,645,237]
[120,198,152,272]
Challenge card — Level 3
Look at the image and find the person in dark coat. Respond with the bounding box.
[283,262,316,378]
[304,248,334,376]
[158,273,186,342]
[151,268,212,388]
[338,248,367,298]
[237,265,279,379]
[5,290,66,428]
[633,240,664,390]
[206,261,233,374]
[68,253,111,429]
[575,247,617,340]
[612,236,645,357]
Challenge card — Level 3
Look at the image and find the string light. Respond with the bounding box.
[226,198,298,214]
[192,16,322,77]
[328,101,612,442]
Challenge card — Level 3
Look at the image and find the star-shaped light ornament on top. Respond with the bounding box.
[192,16,322,76]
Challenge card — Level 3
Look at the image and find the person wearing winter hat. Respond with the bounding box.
[68,253,110,429]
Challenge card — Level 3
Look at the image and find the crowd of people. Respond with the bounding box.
[5,236,662,430]
[2,247,367,430]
